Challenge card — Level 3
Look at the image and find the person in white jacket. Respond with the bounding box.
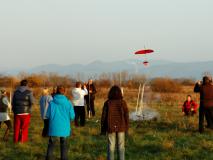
[72,82,88,127]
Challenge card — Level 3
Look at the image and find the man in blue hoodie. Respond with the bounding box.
[46,86,75,160]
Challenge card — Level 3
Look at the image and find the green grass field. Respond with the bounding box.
[0,87,213,160]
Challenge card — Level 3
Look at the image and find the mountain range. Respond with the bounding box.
[1,59,213,80]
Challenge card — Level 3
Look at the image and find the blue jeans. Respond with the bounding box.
[107,132,125,160]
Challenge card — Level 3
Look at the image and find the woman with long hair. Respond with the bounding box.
[101,85,129,160]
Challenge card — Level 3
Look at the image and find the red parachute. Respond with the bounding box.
[135,49,154,55]
[134,49,154,67]
[143,61,149,66]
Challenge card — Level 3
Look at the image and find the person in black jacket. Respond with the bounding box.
[194,76,213,133]
[85,79,97,117]
[12,80,34,143]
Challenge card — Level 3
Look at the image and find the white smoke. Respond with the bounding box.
[129,84,161,121]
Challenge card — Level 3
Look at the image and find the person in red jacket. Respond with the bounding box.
[182,95,198,116]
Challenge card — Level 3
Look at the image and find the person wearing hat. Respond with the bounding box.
[12,79,34,143]
[39,88,53,137]
[194,76,213,133]
[0,88,12,141]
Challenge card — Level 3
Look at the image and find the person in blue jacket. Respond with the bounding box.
[39,88,53,137]
[45,86,75,160]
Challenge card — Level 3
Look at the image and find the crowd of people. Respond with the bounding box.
[0,76,213,160]
[0,78,128,160]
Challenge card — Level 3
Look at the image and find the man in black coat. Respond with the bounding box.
[85,79,97,117]
[194,76,213,133]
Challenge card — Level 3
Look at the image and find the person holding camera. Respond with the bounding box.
[85,79,97,117]
[72,82,88,127]
[194,76,213,133]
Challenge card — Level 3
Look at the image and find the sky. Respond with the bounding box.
[0,0,213,69]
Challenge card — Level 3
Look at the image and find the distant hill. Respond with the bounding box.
[2,60,213,79]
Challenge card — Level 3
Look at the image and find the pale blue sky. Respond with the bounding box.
[0,0,212,69]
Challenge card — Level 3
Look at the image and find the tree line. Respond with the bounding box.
[0,71,195,93]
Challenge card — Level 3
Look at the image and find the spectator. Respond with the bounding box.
[0,88,12,141]
[39,88,53,137]
[194,76,213,133]
[85,79,97,117]
[72,82,88,127]
[46,86,75,160]
[51,87,57,98]
[101,85,129,160]
[12,80,34,143]
[182,95,198,116]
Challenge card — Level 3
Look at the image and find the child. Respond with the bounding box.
[72,82,88,127]
[0,88,12,141]
[182,95,198,116]
[101,85,129,160]
[39,88,53,137]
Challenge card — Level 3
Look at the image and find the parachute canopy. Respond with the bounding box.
[134,48,154,66]
[135,49,154,55]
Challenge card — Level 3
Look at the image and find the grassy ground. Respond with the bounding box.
[0,87,213,160]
